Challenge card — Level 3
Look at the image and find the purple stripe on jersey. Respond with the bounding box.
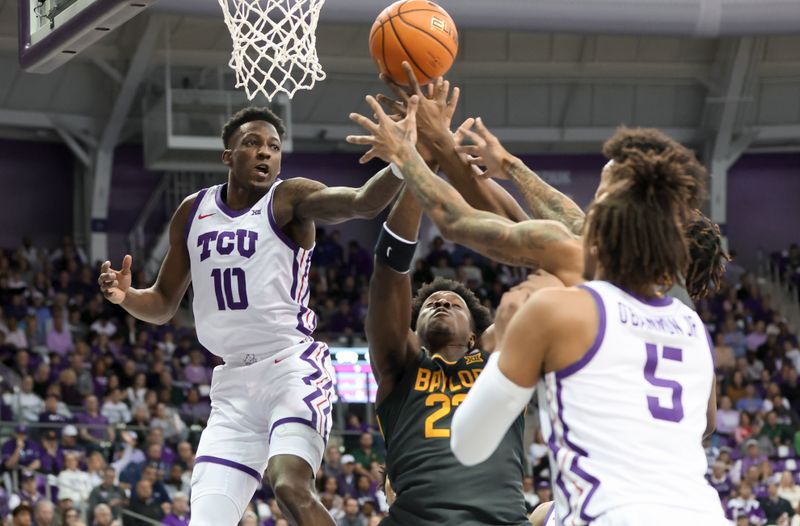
[543,504,554,526]
[546,431,572,523]
[267,181,302,251]
[295,251,316,335]
[289,250,301,303]
[554,377,600,523]
[269,342,333,443]
[556,284,607,380]
[215,183,255,218]
[569,457,601,523]
[195,455,262,482]
[184,188,208,241]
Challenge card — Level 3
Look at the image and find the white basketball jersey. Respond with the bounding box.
[540,280,723,525]
[185,181,316,362]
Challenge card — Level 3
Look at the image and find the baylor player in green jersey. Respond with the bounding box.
[366,185,530,526]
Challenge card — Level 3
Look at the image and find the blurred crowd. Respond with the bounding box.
[2,231,800,526]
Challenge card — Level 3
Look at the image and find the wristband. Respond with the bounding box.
[375,222,417,274]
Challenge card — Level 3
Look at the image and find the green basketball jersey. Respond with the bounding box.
[377,349,530,526]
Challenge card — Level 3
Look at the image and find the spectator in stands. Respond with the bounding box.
[161,492,189,526]
[723,319,748,359]
[9,472,43,510]
[345,241,372,278]
[6,316,28,349]
[707,461,734,500]
[425,237,450,268]
[324,446,344,480]
[716,396,740,438]
[91,503,117,526]
[60,425,85,460]
[430,257,456,280]
[337,497,366,526]
[33,500,56,526]
[182,351,210,386]
[58,369,83,407]
[10,375,44,422]
[728,482,766,524]
[735,412,755,447]
[337,455,358,498]
[737,385,765,414]
[77,395,113,446]
[149,403,187,444]
[760,411,792,451]
[87,467,126,522]
[126,373,148,408]
[175,442,194,471]
[57,453,93,513]
[353,475,378,508]
[458,255,483,288]
[31,362,51,399]
[46,311,74,356]
[351,433,383,478]
[727,371,749,404]
[777,471,800,511]
[164,464,189,499]
[2,425,42,472]
[62,506,80,526]
[715,332,736,372]
[101,389,130,425]
[39,393,72,433]
[761,482,795,524]
[179,388,209,426]
[12,504,34,526]
[128,480,164,526]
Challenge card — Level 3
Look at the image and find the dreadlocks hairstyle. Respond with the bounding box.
[410,277,493,339]
[587,132,701,297]
[221,106,286,148]
[603,127,707,208]
[685,210,730,302]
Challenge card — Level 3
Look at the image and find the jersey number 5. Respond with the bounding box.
[211,268,249,310]
[425,393,466,438]
[643,342,684,423]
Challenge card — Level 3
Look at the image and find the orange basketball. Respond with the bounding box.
[369,0,458,86]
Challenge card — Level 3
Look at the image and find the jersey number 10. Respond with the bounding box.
[211,268,249,310]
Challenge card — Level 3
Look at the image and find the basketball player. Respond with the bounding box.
[447,148,729,524]
[98,107,404,526]
[366,184,530,525]
[347,96,727,525]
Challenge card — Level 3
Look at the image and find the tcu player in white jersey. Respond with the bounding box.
[346,98,727,524]
[98,107,403,525]
[447,157,728,524]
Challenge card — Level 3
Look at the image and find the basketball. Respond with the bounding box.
[369,0,458,86]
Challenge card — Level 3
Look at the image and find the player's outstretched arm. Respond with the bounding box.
[291,165,403,225]
[457,118,586,235]
[98,195,194,325]
[366,188,423,405]
[378,62,528,222]
[451,291,553,466]
[346,96,584,285]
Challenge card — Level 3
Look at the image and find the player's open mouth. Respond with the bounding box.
[255,164,270,174]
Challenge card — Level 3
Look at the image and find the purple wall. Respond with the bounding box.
[0,140,73,250]
[727,153,800,268]
[105,146,163,260]
[1,140,798,272]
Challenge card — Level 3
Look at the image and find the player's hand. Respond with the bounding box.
[98,255,132,304]
[378,62,459,142]
[455,117,516,179]
[346,95,420,165]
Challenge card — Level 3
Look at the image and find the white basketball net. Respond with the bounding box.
[217,0,327,100]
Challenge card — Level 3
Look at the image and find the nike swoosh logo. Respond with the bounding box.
[386,246,392,258]
[198,213,215,220]
[274,358,284,364]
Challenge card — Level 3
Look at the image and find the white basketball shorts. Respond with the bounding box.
[193,340,335,486]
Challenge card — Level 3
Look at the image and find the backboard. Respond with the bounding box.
[19,0,158,73]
